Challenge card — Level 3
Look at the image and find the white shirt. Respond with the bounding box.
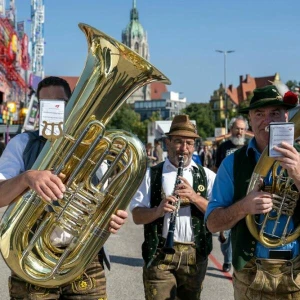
[130,158,216,243]
[0,133,29,180]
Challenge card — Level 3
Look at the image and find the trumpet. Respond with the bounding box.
[162,154,184,254]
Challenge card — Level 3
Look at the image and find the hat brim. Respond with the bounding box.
[166,130,199,138]
[239,99,296,114]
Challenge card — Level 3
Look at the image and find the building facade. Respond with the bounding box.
[0,1,30,127]
[210,73,280,124]
[134,91,187,121]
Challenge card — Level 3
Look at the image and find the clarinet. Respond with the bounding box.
[162,154,184,254]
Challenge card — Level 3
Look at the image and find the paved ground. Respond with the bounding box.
[0,207,234,299]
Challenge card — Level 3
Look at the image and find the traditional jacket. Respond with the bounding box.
[142,161,212,266]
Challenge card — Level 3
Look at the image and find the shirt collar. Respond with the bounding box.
[246,137,261,157]
[165,157,198,171]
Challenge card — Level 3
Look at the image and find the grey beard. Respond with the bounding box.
[231,136,245,146]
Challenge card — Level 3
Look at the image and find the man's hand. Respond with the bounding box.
[240,179,273,215]
[273,142,300,187]
[109,210,128,234]
[241,191,273,215]
[175,177,198,204]
[155,195,177,218]
[23,170,66,202]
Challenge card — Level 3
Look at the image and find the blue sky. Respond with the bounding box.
[15,0,300,104]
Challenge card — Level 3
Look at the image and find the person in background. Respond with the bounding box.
[146,142,157,167]
[200,145,213,168]
[0,76,127,300]
[153,139,164,163]
[215,115,248,272]
[130,114,215,300]
[215,116,249,169]
[206,85,300,299]
[192,149,202,165]
[211,143,217,167]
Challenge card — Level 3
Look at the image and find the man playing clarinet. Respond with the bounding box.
[130,115,215,300]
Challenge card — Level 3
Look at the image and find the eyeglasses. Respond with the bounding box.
[171,138,195,147]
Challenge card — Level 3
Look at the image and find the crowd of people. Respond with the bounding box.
[0,79,300,299]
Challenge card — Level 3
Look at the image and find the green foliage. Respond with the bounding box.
[286,80,300,91]
[106,104,147,143]
[182,103,215,139]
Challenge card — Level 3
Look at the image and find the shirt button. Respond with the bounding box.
[251,248,254,251]
[250,253,253,257]
[252,241,255,244]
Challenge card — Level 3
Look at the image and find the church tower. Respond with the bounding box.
[122,0,151,103]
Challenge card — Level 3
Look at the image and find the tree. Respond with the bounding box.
[182,103,215,139]
[106,104,147,143]
[286,80,300,91]
[238,92,252,112]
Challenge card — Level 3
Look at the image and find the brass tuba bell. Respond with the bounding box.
[246,108,300,248]
[0,23,171,287]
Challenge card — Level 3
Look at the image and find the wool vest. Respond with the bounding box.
[232,145,300,271]
[142,161,212,267]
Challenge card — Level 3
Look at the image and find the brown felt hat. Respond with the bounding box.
[166,115,199,138]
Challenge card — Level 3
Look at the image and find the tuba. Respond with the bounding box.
[0,23,171,287]
[246,108,300,248]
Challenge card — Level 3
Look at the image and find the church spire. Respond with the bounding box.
[130,0,139,21]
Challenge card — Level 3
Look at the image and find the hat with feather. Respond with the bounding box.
[239,84,298,113]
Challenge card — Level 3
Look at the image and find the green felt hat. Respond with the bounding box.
[239,85,298,113]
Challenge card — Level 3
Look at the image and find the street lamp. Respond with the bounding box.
[216,50,235,133]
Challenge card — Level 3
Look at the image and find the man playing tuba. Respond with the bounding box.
[206,85,300,299]
[0,76,127,299]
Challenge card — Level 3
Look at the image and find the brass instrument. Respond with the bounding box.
[162,154,184,254]
[246,109,300,248]
[0,23,171,287]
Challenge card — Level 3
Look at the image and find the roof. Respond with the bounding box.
[227,73,278,105]
[151,82,167,99]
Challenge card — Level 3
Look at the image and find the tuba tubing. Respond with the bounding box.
[0,23,171,287]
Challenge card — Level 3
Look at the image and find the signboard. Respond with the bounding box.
[23,94,39,131]
[215,127,226,137]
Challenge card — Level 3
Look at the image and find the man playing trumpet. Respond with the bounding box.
[130,115,215,300]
